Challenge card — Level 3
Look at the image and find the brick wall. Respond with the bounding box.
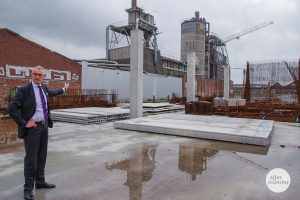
[0,29,81,107]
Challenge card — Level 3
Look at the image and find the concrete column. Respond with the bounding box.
[153,77,156,101]
[187,52,196,102]
[81,61,88,89]
[130,29,144,118]
[224,65,230,98]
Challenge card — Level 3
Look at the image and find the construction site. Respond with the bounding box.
[0,0,300,200]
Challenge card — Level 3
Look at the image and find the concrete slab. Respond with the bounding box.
[52,107,131,124]
[54,107,130,115]
[114,113,274,146]
[121,102,180,109]
[142,102,174,108]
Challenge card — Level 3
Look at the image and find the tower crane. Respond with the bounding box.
[222,20,274,43]
[216,20,274,98]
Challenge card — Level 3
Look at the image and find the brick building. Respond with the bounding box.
[0,28,81,108]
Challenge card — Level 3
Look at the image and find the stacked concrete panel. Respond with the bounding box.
[52,107,130,124]
[52,104,184,124]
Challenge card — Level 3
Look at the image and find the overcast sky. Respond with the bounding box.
[1,0,299,83]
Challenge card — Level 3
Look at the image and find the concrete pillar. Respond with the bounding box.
[224,65,230,98]
[153,77,156,101]
[130,29,144,118]
[81,61,88,89]
[187,52,196,102]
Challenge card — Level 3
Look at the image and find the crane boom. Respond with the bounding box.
[223,20,274,43]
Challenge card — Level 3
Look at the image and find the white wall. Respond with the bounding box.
[82,65,182,101]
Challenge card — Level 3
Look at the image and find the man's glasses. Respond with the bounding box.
[32,73,44,77]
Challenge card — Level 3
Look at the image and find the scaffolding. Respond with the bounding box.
[244,60,300,104]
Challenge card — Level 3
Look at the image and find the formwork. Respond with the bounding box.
[246,60,300,104]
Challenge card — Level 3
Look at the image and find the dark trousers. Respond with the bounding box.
[23,122,48,192]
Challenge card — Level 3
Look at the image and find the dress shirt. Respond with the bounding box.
[31,81,48,122]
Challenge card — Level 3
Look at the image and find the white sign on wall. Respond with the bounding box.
[1,64,79,81]
[0,67,4,76]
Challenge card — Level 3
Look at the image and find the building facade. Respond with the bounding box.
[0,28,81,107]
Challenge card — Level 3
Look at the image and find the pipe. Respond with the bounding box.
[298,59,300,104]
[132,0,137,8]
[73,59,118,64]
[88,63,130,67]
[106,25,111,59]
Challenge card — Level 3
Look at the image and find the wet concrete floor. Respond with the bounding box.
[0,118,300,200]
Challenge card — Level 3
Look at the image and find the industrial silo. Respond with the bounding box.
[181,11,206,76]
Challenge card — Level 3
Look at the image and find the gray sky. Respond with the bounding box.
[1,0,299,83]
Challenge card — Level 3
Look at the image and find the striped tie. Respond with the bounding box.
[38,86,48,120]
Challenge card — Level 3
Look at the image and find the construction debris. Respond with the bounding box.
[186,101,300,123]
[139,103,184,114]
[185,101,213,114]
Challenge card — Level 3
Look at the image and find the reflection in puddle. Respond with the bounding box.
[105,141,270,200]
[105,143,158,200]
[178,144,218,181]
[222,151,269,171]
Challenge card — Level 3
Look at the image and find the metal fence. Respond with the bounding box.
[0,88,118,146]
[50,91,118,109]
[3,88,118,110]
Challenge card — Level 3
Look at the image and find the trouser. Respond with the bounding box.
[23,122,48,192]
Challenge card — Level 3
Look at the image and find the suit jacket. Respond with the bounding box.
[8,82,64,139]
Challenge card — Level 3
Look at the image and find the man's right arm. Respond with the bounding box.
[8,87,27,128]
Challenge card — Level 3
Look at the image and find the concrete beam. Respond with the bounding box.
[224,65,230,98]
[81,61,88,89]
[152,77,156,102]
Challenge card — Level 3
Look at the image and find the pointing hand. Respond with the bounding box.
[64,82,70,90]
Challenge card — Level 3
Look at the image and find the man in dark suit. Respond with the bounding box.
[8,66,69,200]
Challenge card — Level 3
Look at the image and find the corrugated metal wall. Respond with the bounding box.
[82,66,182,101]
